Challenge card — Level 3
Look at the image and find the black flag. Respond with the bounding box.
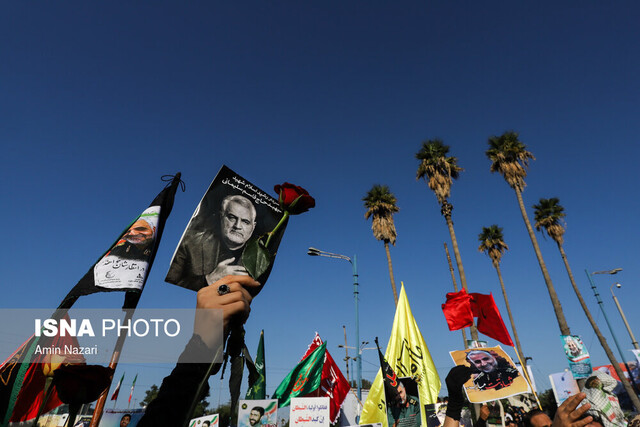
[59,174,181,309]
[375,337,401,407]
[1,174,182,424]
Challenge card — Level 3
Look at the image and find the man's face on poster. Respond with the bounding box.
[120,415,131,427]
[249,409,263,426]
[469,351,498,373]
[397,382,407,404]
[220,199,256,250]
[566,339,580,356]
[123,219,154,247]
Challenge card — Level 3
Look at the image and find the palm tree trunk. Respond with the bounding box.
[514,188,570,335]
[444,243,468,348]
[558,243,640,410]
[495,264,527,368]
[442,205,479,341]
[384,241,399,306]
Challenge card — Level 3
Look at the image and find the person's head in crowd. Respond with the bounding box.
[524,409,552,427]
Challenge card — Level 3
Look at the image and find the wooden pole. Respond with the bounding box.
[444,243,468,348]
[89,309,134,427]
[342,325,351,383]
[513,349,542,409]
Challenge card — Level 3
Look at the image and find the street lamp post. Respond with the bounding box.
[610,283,639,350]
[308,247,362,400]
[586,268,639,394]
[586,269,629,364]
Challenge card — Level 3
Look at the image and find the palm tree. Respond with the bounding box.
[416,139,478,340]
[363,184,399,305]
[485,131,570,336]
[534,198,640,409]
[478,225,527,367]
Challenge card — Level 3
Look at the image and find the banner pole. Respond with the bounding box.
[513,350,541,409]
[89,309,134,427]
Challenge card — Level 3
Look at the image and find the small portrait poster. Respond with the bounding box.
[290,397,330,427]
[99,409,145,427]
[238,399,278,427]
[560,335,592,379]
[166,165,286,291]
[189,414,219,427]
[94,206,160,291]
[449,346,530,403]
[385,377,422,427]
[549,371,579,406]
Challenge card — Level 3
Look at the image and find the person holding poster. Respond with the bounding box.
[465,350,519,391]
[442,366,595,427]
[166,166,286,291]
[450,346,529,403]
[167,194,257,289]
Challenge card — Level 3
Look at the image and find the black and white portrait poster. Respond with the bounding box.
[166,165,286,291]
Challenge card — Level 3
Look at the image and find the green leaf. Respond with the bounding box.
[242,235,273,279]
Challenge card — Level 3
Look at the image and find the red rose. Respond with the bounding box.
[274,182,315,215]
[53,364,114,404]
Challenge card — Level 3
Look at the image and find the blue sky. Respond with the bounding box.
[2,1,640,409]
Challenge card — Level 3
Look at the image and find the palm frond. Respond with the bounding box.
[363,184,399,245]
[533,197,566,245]
[478,224,509,267]
[415,139,463,205]
[486,131,535,191]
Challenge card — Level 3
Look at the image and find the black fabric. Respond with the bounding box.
[137,334,220,427]
[445,366,472,421]
[59,173,181,309]
[375,337,401,405]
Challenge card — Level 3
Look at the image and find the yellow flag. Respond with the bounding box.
[360,283,441,426]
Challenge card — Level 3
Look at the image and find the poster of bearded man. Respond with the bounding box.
[449,346,530,403]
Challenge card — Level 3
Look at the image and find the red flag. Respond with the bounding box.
[441,289,474,330]
[300,333,351,423]
[470,293,514,347]
[1,329,86,422]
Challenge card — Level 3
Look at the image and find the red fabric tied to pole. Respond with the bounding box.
[441,289,474,331]
[470,293,514,347]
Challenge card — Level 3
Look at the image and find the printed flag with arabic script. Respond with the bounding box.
[299,333,351,423]
[272,342,326,408]
[375,337,401,407]
[60,173,182,309]
[361,284,441,427]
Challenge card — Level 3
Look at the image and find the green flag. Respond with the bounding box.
[246,330,266,399]
[272,341,326,407]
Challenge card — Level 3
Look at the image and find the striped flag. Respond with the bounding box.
[128,374,138,404]
[111,373,125,401]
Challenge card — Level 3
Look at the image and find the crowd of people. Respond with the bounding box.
[133,269,640,427]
